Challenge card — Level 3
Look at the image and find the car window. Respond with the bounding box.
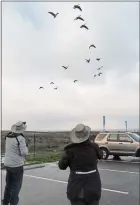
[96,134,107,141]
[118,134,133,142]
[128,133,140,142]
[107,134,118,142]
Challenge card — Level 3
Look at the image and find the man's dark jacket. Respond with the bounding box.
[58,140,103,203]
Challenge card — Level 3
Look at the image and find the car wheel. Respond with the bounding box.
[100,148,109,160]
[136,149,140,157]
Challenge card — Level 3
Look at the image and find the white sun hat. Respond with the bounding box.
[11,121,27,134]
[70,124,91,144]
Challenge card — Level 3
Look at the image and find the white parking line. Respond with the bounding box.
[24,174,129,195]
[99,168,139,174]
[105,160,140,164]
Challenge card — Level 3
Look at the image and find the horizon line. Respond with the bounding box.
[2,129,140,133]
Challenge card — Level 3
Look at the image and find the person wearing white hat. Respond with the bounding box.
[2,121,28,205]
[58,124,103,205]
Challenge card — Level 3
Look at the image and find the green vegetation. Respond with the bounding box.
[26,151,62,164]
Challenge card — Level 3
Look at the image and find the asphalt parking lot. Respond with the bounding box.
[1,157,140,205]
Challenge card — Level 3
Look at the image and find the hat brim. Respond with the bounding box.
[70,126,91,144]
[11,124,27,134]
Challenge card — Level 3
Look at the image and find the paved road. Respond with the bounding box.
[1,157,140,205]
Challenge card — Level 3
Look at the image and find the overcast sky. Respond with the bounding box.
[2,2,139,131]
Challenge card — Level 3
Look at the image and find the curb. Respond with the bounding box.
[1,160,59,170]
[1,161,59,170]
[1,163,45,170]
[24,161,59,170]
[24,164,45,170]
[45,161,58,165]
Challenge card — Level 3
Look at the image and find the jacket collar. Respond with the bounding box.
[64,139,91,150]
[5,132,24,139]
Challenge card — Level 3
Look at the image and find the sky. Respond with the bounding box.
[2,2,139,131]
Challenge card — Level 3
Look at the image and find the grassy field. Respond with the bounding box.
[25,151,62,165]
[1,151,62,169]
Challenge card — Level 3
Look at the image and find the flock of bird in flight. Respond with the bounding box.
[39,4,104,90]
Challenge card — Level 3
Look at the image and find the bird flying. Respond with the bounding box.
[48,12,59,18]
[97,66,103,70]
[39,87,44,89]
[54,86,58,90]
[94,75,97,78]
[96,58,101,61]
[85,59,90,63]
[89,44,96,49]
[80,24,89,30]
[62,65,69,70]
[50,82,54,84]
[73,4,82,11]
[74,80,78,83]
[98,73,103,76]
[74,15,84,21]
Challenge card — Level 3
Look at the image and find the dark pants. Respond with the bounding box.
[3,166,23,205]
[70,199,99,205]
[70,188,99,205]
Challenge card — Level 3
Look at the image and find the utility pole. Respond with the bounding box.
[103,116,106,131]
[125,121,127,132]
[33,134,36,157]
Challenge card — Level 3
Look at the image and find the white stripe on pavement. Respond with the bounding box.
[100,188,128,195]
[105,160,140,164]
[99,168,139,174]
[25,174,68,184]
[24,174,129,195]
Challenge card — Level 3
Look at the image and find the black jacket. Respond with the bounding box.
[58,140,102,203]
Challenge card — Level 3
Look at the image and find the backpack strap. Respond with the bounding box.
[15,134,28,156]
[5,132,12,140]
[15,136,22,156]
[5,133,27,156]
